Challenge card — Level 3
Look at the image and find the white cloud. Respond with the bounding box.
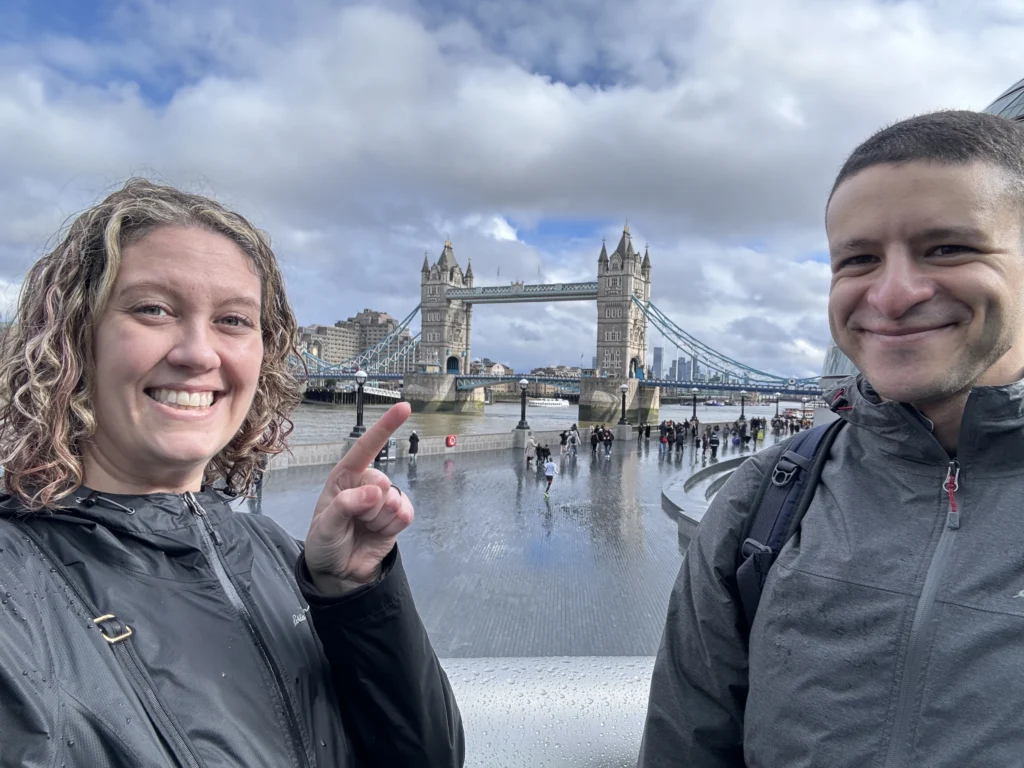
[1,0,1023,375]
[460,214,520,242]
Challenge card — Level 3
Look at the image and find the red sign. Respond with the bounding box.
[445,435,457,448]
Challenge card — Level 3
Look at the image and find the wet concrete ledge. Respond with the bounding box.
[661,456,748,548]
[267,429,569,471]
[442,656,653,768]
[268,421,741,472]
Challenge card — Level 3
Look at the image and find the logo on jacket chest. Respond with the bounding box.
[293,606,309,626]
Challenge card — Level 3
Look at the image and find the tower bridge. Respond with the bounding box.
[293,225,822,422]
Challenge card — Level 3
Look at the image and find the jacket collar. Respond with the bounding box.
[827,374,1024,471]
[44,486,235,534]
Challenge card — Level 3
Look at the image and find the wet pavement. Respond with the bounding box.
[255,433,783,657]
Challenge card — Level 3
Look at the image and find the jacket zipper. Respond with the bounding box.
[883,460,960,768]
[111,642,204,768]
[183,492,312,768]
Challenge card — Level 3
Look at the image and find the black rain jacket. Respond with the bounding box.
[0,487,464,767]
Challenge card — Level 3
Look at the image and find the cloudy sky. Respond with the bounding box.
[2,0,1023,377]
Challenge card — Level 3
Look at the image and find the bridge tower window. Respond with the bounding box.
[446,356,460,374]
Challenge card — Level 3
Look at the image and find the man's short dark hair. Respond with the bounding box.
[828,110,1024,209]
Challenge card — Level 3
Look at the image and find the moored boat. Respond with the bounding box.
[528,397,570,407]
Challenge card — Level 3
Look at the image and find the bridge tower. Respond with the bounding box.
[596,225,651,378]
[420,239,473,375]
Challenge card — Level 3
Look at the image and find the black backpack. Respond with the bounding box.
[735,419,846,630]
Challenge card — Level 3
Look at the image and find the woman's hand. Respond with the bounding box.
[303,401,415,597]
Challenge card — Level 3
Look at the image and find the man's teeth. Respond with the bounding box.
[149,389,215,408]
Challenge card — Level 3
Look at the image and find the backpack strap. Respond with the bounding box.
[735,418,846,632]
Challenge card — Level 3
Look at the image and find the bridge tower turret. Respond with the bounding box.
[420,239,472,375]
[596,224,650,378]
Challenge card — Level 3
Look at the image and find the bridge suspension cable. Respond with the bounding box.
[633,296,818,387]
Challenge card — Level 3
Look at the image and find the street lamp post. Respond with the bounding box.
[517,378,530,430]
[739,390,747,421]
[349,370,368,437]
[801,396,808,424]
[775,391,781,417]
[618,383,629,425]
[691,388,699,420]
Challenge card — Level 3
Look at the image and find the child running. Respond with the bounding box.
[543,456,558,497]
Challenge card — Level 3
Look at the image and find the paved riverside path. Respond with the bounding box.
[256,433,782,657]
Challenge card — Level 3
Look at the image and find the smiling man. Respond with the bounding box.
[639,110,1024,768]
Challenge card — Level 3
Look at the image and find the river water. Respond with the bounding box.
[288,400,809,444]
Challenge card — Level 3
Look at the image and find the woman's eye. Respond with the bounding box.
[221,315,255,328]
[134,305,168,317]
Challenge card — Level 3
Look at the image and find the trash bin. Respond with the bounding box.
[375,438,398,464]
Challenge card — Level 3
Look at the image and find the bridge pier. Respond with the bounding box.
[578,378,659,425]
[403,372,486,413]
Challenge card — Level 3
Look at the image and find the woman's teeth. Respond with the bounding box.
[148,389,216,409]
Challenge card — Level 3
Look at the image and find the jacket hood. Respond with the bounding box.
[825,373,1024,471]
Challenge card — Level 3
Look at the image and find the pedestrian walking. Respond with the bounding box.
[525,435,538,467]
[408,430,419,462]
[590,428,599,454]
[602,426,614,456]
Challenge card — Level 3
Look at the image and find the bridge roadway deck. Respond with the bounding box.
[253,432,783,657]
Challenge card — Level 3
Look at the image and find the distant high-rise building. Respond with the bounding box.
[653,347,664,379]
[668,359,677,379]
[299,307,416,371]
[679,357,691,380]
[298,323,360,363]
[592,355,598,370]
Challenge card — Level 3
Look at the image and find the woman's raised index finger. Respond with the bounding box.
[339,401,412,472]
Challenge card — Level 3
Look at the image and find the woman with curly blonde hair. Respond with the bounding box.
[0,178,463,767]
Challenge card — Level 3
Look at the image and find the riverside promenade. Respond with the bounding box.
[255,431,782,658]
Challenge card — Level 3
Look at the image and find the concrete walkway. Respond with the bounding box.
[255,434,779,657]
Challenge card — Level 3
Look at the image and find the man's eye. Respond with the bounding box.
[931,245,974,257]
[836,255,876,270]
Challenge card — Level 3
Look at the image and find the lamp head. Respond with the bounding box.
[519,378,529,391]
[691,388,699,395]
[620,383,628,393]
[355,370,368,384]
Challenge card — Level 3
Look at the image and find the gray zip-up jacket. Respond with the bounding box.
[640,375,1024,767]
[0,487,464,767]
